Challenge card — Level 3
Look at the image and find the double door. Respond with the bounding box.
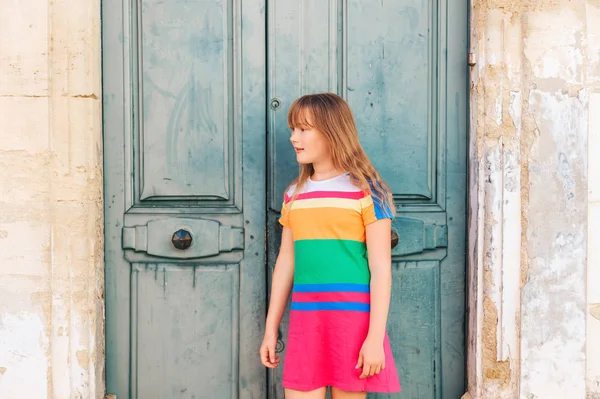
[103,0,467,398]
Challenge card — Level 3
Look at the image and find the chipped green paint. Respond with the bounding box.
[103,0,267,397]
[104,0,467,398]
[266,1,467,398]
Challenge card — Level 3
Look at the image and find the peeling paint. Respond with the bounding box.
[482,297,511,385]
[1,0,599,398]
[591,304,600,321]
[469,0,595,398]
[76,350,90,371]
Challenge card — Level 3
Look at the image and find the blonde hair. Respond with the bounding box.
[286,92,395,215]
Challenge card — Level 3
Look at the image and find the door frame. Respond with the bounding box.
[98,1,487,398]
[464,1,523,396]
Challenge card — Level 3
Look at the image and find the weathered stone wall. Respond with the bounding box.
[588,5,600,393]
[468,0,598,398]
[0,0,104,398]
[1,0,598,398]
[589,95,600,398]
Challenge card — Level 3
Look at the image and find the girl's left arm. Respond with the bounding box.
[365,218,393,342]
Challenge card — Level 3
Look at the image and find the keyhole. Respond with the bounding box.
[270,97,281,110]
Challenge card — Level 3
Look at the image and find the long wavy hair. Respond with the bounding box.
[286,92,395,215]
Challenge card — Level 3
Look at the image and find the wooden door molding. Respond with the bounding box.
[265,1,468,398]
[102,0,267,398]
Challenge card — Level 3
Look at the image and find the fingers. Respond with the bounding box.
[359,364,371,379]
[359,362,385,379]
[268,345,276,364]
[270,347,281,367]
[262,356,279,368]
[355,352,364,370]
[260,344,280,368]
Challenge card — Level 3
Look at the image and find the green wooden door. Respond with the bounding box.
[104,0,466,398]
[266,1,467,398]
[102,0,267,398]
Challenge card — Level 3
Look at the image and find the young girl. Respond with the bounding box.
[260,93,401,399]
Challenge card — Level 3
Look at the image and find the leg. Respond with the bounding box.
[330,387,367,399]
[285,387,327,399]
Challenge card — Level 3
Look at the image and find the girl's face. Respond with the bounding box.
[289,116,330,165]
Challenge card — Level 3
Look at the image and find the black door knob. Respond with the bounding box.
[172,229,192,250]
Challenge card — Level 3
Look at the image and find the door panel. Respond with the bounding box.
[346,0,435,200]
[104,0,466,396]
[132,264,240,398]
[390,262,440,398]
[268,0,342,210]
[138,0,236,201]
[103,0,266,398]
[266,0,467,398]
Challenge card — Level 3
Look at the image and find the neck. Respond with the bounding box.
[311,160,344,181]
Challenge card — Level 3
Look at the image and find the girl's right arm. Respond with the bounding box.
[260,226,294,368]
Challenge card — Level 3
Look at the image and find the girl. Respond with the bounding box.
[260,93,401,399]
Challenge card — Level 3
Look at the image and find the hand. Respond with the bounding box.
[355,336,385,379]
[260,331,280,368]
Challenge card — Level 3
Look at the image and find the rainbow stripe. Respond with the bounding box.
[291,283,370,312]
[279,177,393,314]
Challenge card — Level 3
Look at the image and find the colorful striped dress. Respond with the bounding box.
[279,172,401,393]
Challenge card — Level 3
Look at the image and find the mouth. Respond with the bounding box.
[294,147,305,153]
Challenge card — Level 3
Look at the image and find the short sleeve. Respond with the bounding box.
[279,200,290,227]
[361,191,394,226]
[279,185,297,228]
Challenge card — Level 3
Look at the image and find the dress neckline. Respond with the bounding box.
[308,172,350,184]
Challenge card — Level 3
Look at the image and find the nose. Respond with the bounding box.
[290,128,299,144]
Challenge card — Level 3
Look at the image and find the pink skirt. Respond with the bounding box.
[282,309,401,392]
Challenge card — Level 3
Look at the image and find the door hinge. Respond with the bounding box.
[468,52,476,67]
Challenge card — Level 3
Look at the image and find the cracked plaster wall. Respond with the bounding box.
[0,0,104,398]
[469,0,598,398]
[1,0,599,398]
[587,3,600,394]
